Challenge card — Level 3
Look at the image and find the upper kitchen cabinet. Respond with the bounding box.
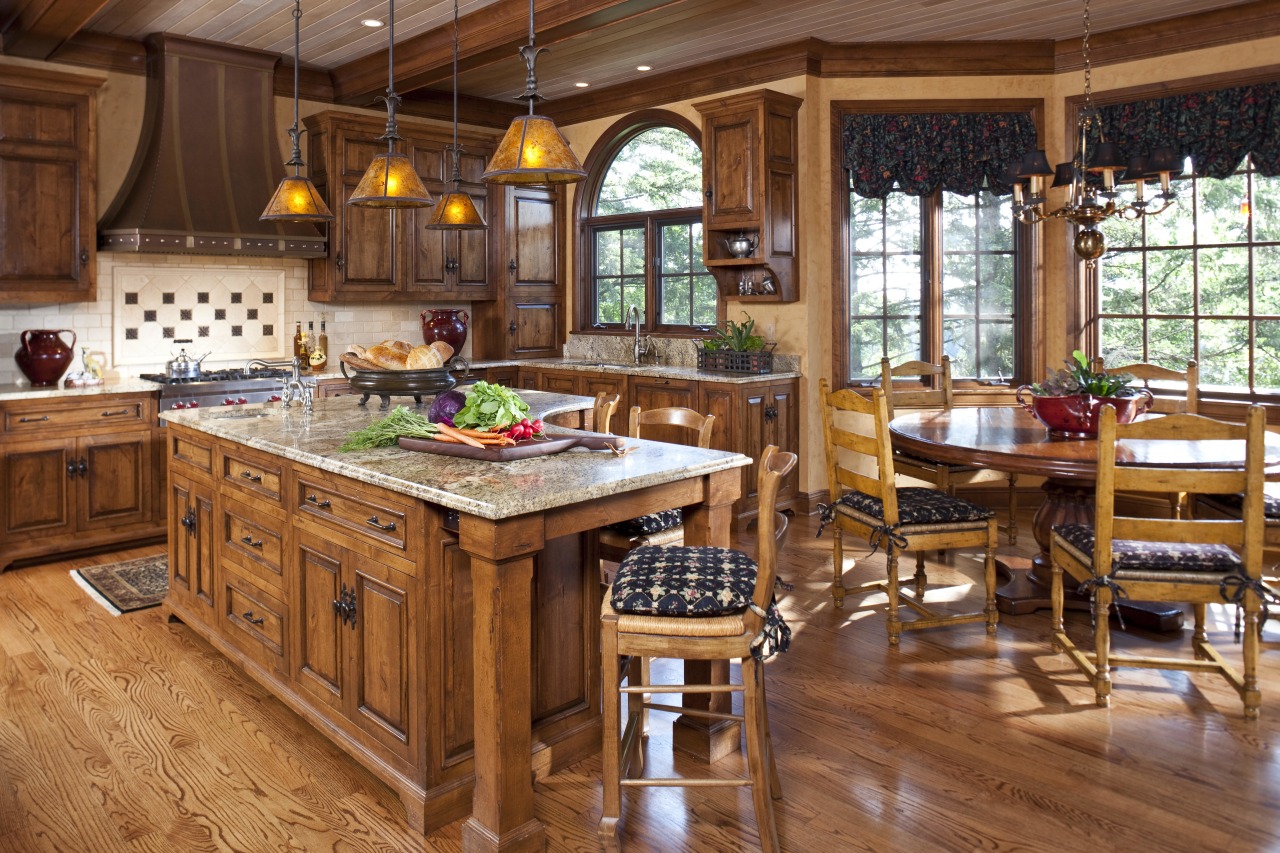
[0,66,101,304]
[471,186,564,360]
[304,111,497,303]
[693,89,802,303]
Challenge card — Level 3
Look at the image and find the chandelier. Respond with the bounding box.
[1011,0,1181,265]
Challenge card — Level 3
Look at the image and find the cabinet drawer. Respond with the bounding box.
[222,569,288,673]
[219,445,284,508]
[169,431,214,475]
[295,474,415,557]
[3,398,149,434]
[220,498,285,591]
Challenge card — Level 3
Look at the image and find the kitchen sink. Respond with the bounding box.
[563,360,635,369]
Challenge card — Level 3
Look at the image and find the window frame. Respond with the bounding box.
[574,110,722,336]
[1070,68,1280,411]
[831,99,1044,390]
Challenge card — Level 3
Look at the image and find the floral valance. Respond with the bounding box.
[842,111,1037,198]
[1098,81,1280,179]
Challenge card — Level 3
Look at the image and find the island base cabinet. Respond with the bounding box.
[295,536,421,770]
[168,472,216,623]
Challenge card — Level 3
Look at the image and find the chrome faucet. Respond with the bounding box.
[625,305,642,364]
[278,357,314,413]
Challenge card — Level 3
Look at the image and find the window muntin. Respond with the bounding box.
[848,185,1016,383]
[1097,156,1280,394]
[583,124,718,332]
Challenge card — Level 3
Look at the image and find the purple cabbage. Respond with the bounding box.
[427,389,469,426]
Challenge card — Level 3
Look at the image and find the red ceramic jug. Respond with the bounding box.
[15,329,76,387]
[421,309,468,358]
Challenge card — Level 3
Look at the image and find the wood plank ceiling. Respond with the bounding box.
[0,0,1266,109]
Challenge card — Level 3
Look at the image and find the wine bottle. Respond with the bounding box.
[294,321,309,370]
[310,320,328,371]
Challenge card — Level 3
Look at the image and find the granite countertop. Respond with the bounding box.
[0,378,163,402]
[161,390,750,520]
[456,358,802,384]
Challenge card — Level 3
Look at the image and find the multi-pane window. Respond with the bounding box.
[1097,156,1280,394]
[848,185,1016,382]
[584,126,718,331]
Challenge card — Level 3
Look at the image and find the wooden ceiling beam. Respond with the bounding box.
[1,0,111,60]
[330,0,690,107]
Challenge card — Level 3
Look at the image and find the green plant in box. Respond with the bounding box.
[702,312,766,352]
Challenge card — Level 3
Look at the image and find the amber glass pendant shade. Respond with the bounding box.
[425,191,487,229]
[483,115,586,185]
[261,174,333,221]
[349,152,434,208]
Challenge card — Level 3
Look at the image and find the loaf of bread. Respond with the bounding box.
[379,339,413,355]
[346,343,368,358]
[407,344,443,370]
[340,351,382,372]
[429,340,454,362]
[366,344,409,370]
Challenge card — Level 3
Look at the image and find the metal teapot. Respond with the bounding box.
[725,232,757,258]
[165,340,212,379]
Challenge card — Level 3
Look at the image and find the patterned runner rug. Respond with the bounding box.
[71,555,168,615]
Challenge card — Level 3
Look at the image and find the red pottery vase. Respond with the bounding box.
[15,329,76,387]
[1015,386,1155,439]
[420,309,468,359]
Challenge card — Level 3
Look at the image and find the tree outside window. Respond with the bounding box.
[1097,156,1280,395]
[581,124,719,331]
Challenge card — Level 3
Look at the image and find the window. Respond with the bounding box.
[1097,155,1280,395]
[848,185,1018,383]
[578,120,719,332]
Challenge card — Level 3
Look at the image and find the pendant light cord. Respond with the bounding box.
[285,0,304,171]
[379,0,402,145]
[450,0,462,183]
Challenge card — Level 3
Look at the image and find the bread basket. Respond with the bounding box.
[339,360,458,410]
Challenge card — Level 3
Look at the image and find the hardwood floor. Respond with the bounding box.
[2,511,1279,852]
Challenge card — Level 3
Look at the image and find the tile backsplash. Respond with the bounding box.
[0,254,470,385]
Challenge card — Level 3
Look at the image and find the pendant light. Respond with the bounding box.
[481,0,586,185]
[349,0,434,208]
[426,0,487,229]
[261,0,333,222]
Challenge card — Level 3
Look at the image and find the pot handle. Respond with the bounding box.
[1014,384,1036,414]
[458,309,469,325]
[1134,387,1155,416]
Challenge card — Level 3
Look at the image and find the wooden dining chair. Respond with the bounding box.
[1049,404,1267,718]
[819,379,998,644]
[1094,357,1200,517]
[597,406,716,574]
[592,391,620,434]
[881,357,1019,548]
[599,445,797,852]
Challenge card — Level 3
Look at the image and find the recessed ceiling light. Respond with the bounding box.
[636,65,652,72]
[575,82,589,88]
[361,18,384,28]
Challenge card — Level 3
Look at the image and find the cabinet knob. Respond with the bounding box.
[508,321,517,335]
[705,188,713,199]
[764,405,778,422]
[335,252,345,271]
[241,610,265,626]
[508,259,518,273]
[305,493,331,509]
[78,457,87,476]
[366,515,396,531]
[80,248,89,266]
[67,460,79,479]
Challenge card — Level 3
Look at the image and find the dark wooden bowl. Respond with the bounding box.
[339,362,457,409]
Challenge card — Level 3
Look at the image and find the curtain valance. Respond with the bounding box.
[1098,81,1280,179]
[841,111,1037,198]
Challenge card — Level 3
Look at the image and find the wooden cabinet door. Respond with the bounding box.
[631,377,698,413]
[331,135,400,297]
[0,73,98,303]
[169,473,215,616]
[349,554,418,761]
[516,367,541,391]
[502,187,563,358]
[539,370,580,395]
[296,539,347,714]
[452,149,495,300]
[77,432,151,532]
[765,380,798,504]
[703,108,759,230]
[1,438,74,539]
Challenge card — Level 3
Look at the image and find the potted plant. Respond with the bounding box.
[696,312,775,374]
[1015,350,1154,438]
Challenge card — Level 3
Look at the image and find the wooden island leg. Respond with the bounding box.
[672,468,741,763]
[459,515,547,853]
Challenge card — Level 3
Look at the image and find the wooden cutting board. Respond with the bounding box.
[397,432,626,461]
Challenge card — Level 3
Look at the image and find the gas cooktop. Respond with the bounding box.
[140,367,293,384]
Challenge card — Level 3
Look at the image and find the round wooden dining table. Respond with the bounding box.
[889,406,1278,631]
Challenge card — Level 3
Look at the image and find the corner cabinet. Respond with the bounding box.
[693,89,802,303]
[0,65,101,304]
[304,110,498,303]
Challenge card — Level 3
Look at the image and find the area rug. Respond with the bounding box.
[71,555,168,616]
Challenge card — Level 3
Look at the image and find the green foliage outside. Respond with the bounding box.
[595,127,703,215]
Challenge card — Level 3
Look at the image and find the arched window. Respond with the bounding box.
[577,114,720,333]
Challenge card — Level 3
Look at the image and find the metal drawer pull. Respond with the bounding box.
[241,610,265,626]
[101,409,131,417]
[240,470,263,482]
[306,493,331,508]
[18,415,49,423]
[240,534,264,548]
[366,515,396,531]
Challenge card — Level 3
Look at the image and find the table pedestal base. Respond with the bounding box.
[994,477,1184,632]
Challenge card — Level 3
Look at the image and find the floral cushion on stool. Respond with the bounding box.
[606,508,683,538]
[832,486,994,527]
[611,544,791,660]
[1052,523,1243,576]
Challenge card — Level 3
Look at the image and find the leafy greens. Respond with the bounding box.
[451,381,531,432]
[338,406,439,451]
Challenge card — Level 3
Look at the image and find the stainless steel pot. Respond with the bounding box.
[165,340,212,379]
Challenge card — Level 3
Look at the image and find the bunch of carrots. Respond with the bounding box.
[432,423,515,448]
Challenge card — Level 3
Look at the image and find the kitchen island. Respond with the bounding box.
[160,391,750,851]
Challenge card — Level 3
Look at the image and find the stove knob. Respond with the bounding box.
[224,398,235,406]
[171,401,186,409]
[188,401,200,408]
[236,397,248,405]
[268,394,282,402]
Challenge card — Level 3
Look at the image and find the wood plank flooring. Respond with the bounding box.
[2,511,1279,852]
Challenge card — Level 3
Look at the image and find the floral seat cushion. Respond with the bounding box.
[606,508,683,538]
[1052,523,1243,575]
[834,486,994,528]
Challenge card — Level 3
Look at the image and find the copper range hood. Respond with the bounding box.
[99,34,325,258]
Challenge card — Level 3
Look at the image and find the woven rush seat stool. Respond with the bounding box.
[599,445,796,853]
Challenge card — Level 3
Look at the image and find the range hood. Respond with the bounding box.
[99,34,325,258]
